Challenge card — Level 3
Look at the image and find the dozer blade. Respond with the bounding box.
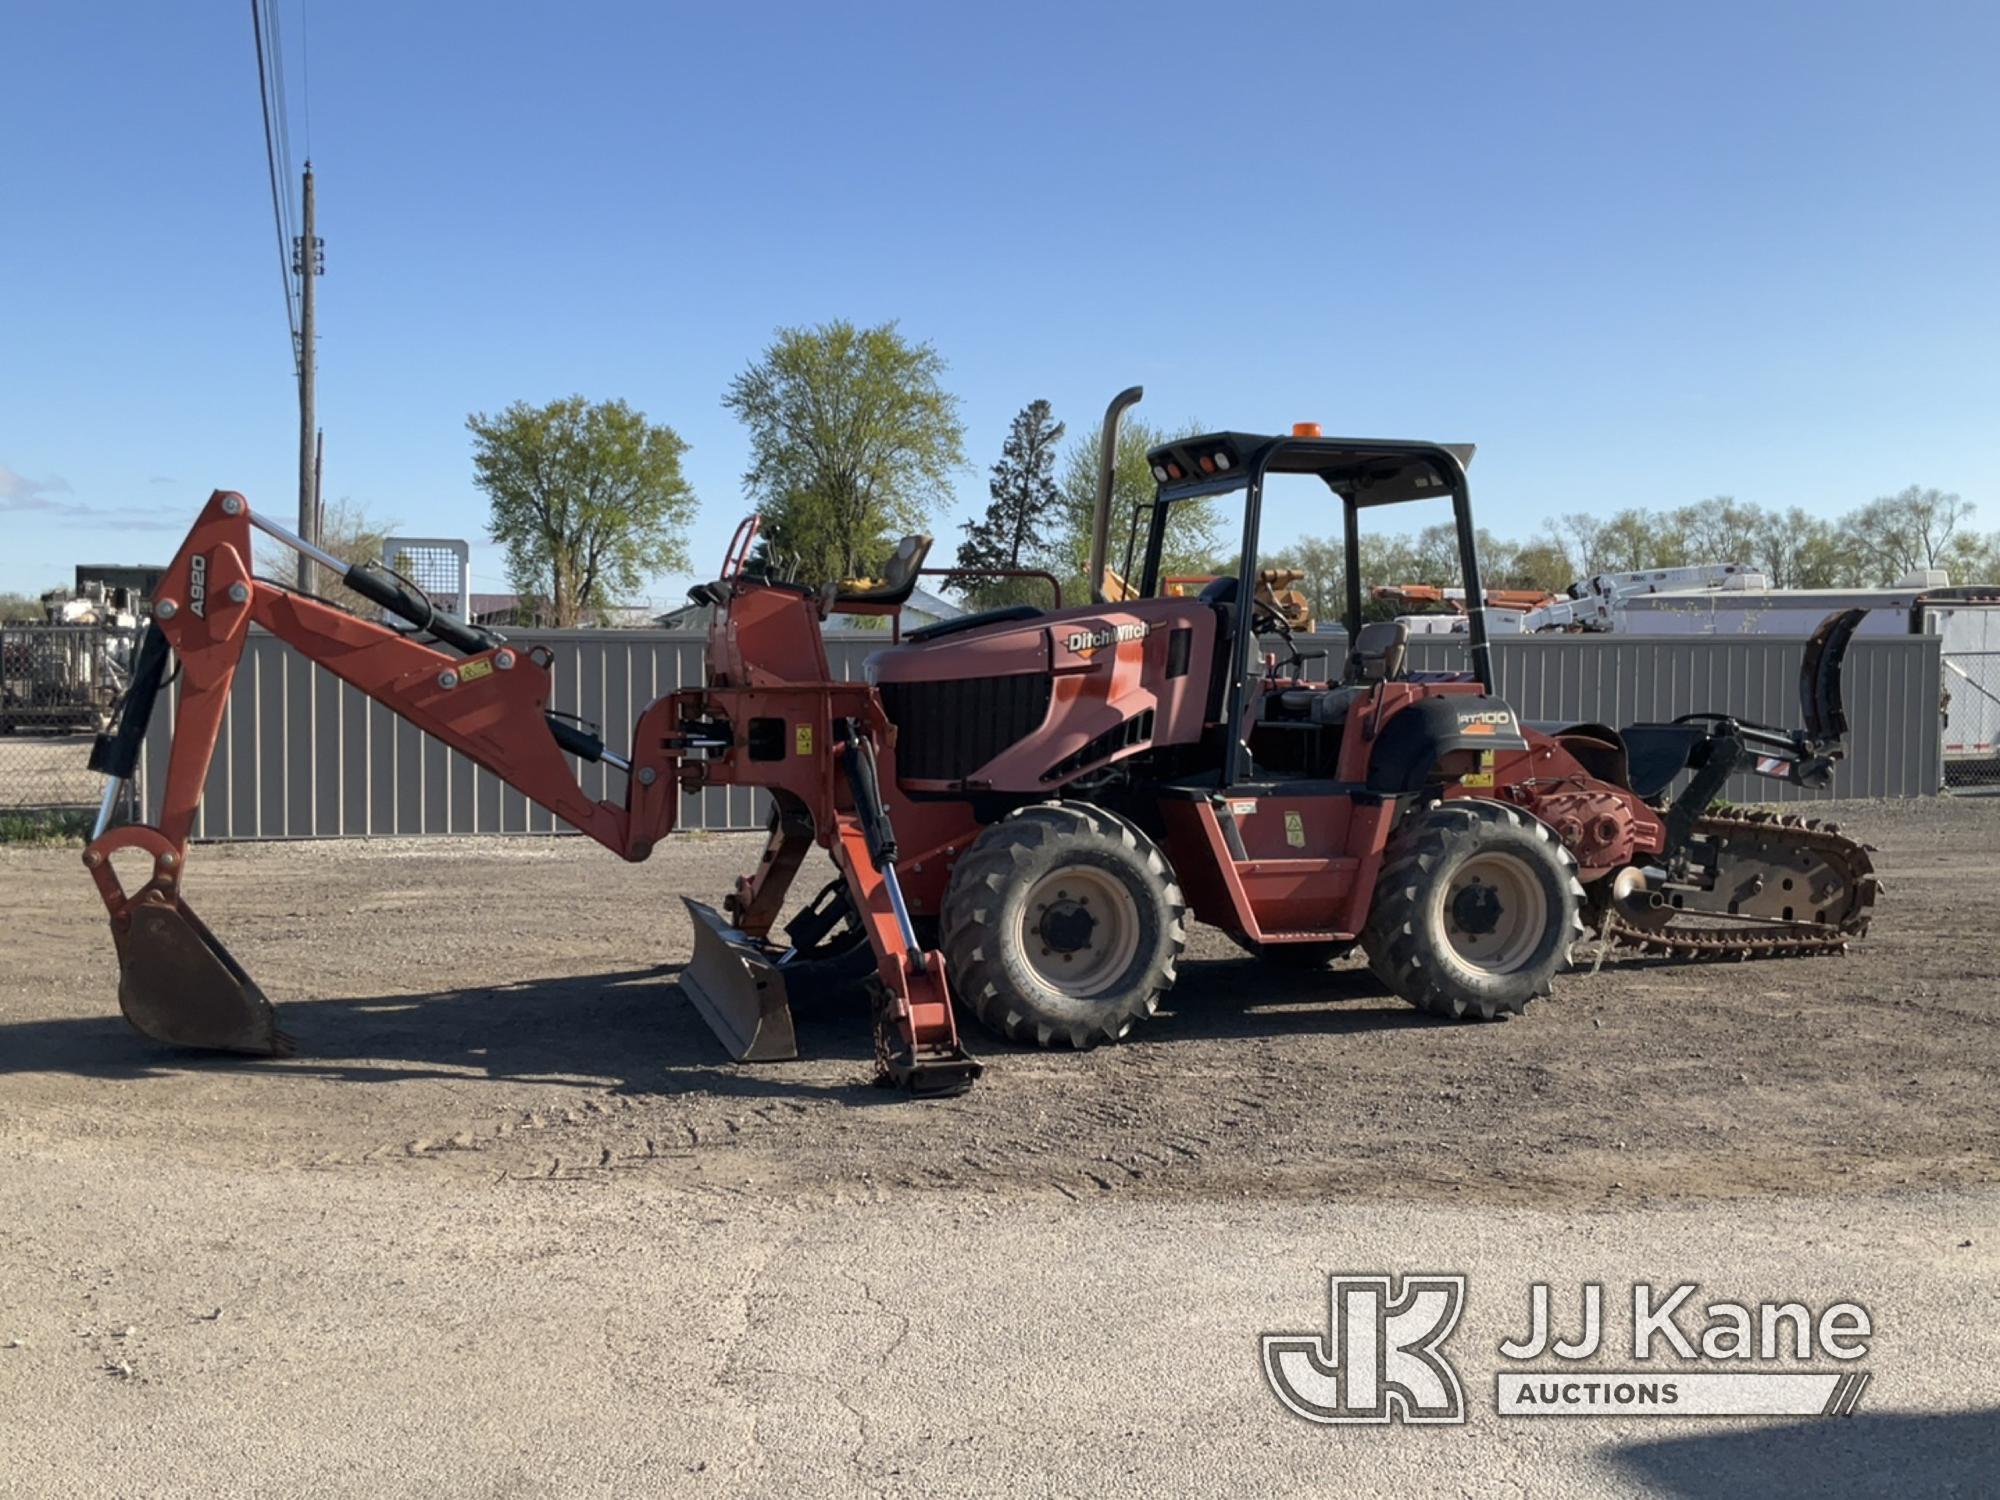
[679,897,798,1062]
[111,897,292,1055]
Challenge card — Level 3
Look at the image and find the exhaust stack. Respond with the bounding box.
[1088,386,1144,604]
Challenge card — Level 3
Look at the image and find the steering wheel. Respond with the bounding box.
[1201,574,1300,665]
[1250,587,1309,675]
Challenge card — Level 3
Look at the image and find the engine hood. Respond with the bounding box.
[864,597,1221,792]
[866,597,1211,686]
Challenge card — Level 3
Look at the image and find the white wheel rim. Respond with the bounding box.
[1019,866,1141,997]
[1437,851,1547,978]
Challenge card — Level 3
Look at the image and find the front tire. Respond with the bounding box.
[941,802,1186,1047]
[1363,801,1585,1021]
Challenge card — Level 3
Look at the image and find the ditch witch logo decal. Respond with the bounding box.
[1064,621,1150,658]
[1263,1275,1873,1424]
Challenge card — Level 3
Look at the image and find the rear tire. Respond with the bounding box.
[1363,801,1585,1021]
[941,802,1186,1047]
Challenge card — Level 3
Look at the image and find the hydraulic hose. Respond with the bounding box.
[341,563,504,657]
[87,625,172,781]
[836,718,897,869]
[836,717,924,968]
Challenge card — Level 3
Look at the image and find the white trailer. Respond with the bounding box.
[1389,566,2000,779]
[1613,578,1999,775]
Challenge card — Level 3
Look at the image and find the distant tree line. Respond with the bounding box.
[1247,488,1999,631]
[962,443,1997,622]
[308,317,2000,628]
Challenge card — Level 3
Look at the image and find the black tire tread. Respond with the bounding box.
[1363,800,1586,1021]
[941,801,1187,1048]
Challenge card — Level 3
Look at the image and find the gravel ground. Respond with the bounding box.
[2,796,1996,1495]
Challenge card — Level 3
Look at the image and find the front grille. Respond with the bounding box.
[879,673,1052,781]
[1041,709,1154,782]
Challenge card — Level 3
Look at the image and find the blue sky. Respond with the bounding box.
[4,1,1996,601]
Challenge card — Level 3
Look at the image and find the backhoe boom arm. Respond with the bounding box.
[82,491,684,1054]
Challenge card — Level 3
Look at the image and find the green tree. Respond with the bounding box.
[467,396,695,627]
[1500,538,1574,592]
[1841,485,1974,583]
[1795,520,1865,588]
[1261,534,1350,627]
[723,320,965,586]
[1047,416,1222,598]
[1408,522,1464,583]
[1549,512,1605,580]
[951,400,1065,609]
[1940,528,2000,585]
[1597,508,1692,572]
[1750,506,1847,587]
[1676,496,1763,565]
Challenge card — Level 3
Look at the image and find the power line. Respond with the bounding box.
[250,0,300,369]
[267,0,292,197]
[249,0,325,582]
[300,0,312,160]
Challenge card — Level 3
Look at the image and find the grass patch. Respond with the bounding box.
[0,808,95,845]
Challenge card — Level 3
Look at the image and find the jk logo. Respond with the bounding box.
[1262,1274,1467,1425]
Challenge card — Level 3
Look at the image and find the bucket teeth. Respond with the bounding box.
[679,897,798,1062]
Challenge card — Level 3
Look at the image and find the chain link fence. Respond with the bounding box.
[0,624,136,813]
[1943,649,2000,790]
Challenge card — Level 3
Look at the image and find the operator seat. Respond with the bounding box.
[1265,620,1412,729]
[827,534,933,613]
[1344,620,1409,684]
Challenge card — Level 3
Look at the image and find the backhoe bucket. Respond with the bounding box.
[111,897,291,1055]
[679,897,798,1062]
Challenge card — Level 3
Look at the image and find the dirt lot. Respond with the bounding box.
[3,798,1996,1206]
[3,797,1997,1495]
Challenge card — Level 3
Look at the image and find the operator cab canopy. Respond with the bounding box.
[1145,432,1475,504]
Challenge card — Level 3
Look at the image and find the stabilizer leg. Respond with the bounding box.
[832,818,980,1097]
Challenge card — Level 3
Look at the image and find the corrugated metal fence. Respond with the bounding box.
[140,629,1942,839]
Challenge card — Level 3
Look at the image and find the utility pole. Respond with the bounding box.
[294,162,323,590]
